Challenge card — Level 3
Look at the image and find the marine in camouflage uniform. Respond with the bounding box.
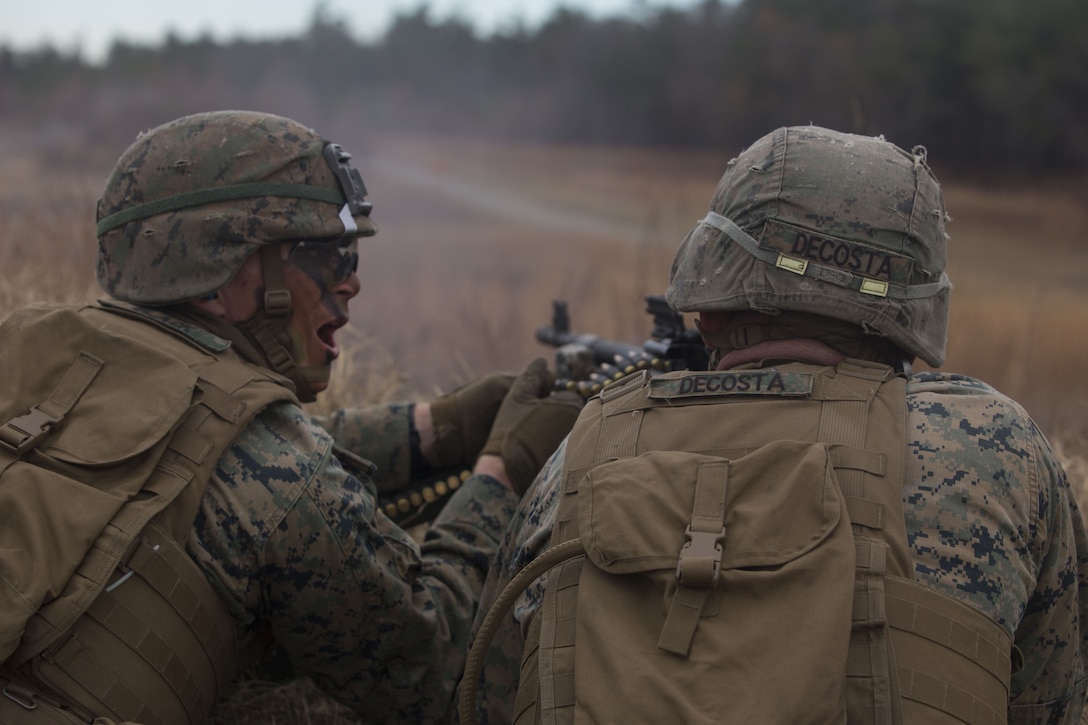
[0,111,580,724]
[460,127,1088,724]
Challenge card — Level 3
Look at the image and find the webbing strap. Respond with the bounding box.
[847,497,886,530]
[658,460,728,656]
[153,361,259,544]
[168,427,214,465]
[595,400,641,462]
[0,351,102,463]
[258,244,292,317]
[830,445,886,475]
[831,443,889,530]
[818,374,873,499]
[196,378,247,422]
[818,363,906,725]
[848,540,902,724]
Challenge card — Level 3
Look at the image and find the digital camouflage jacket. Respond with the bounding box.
[155,311,522,722]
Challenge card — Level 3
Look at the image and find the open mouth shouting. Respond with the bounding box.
[317,316,349,362]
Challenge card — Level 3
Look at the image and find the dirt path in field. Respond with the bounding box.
[369,154,652,243]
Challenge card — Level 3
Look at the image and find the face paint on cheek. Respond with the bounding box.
[290,272,345,319]
[320,287,346,316]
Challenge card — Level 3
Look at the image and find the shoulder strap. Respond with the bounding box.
[815,360,909,724]
[824,359,1014,724]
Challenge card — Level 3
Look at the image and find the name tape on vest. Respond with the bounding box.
[648,370,814,399]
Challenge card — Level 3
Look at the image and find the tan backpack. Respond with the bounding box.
[462,360,1017,725]
[0,301,294,724]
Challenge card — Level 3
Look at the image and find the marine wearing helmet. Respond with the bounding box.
[668,125,951,370]
[96,110,377,401]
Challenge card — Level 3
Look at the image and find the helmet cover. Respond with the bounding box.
[666,125,951,367]
[96,110,377,305]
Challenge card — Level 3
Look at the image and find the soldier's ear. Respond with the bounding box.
[696,310,729,335]
[691,311,726,343]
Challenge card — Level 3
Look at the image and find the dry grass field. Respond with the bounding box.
[1,133,1086,723]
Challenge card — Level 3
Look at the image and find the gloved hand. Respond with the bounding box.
[481,357,584,494]
[428,371,517,470]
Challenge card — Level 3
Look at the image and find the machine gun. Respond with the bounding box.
[535,294,709,398]
[378,295,708,527]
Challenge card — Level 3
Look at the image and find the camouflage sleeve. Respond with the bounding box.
[191,401,520,722]
[906,373,1088,724]
[1007,423,1088,724]
[311,402,414,490]
[458,440,568,725]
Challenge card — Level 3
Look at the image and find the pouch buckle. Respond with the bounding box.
[675,525,726,589]
[0,406,59,455]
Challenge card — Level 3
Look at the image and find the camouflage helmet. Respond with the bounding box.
[95,110,377,305]
[666,125,951,367]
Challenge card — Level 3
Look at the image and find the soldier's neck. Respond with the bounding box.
[714,339,845,370]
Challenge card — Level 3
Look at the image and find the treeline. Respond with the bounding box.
[2,0,1086,175]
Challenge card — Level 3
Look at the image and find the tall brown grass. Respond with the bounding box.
[2,137,1086,723]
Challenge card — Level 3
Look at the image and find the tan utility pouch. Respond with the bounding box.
[567,441,856,724]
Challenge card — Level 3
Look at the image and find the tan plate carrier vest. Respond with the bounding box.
[0,302,295,725]
[462,359,1017,725]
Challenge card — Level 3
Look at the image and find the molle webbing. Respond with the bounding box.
[885,578,1011,724]
[30,522,237,725]
[1,305,293,725]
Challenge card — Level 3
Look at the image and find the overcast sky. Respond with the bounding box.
[2,0,706,64]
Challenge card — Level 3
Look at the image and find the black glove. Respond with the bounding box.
[429,371,516,470]
[481,357,584,494]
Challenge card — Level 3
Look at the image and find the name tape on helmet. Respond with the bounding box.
[760,219,913,289]
[699,211,950,301]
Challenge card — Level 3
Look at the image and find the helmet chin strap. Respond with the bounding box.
[235,244,330,403]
